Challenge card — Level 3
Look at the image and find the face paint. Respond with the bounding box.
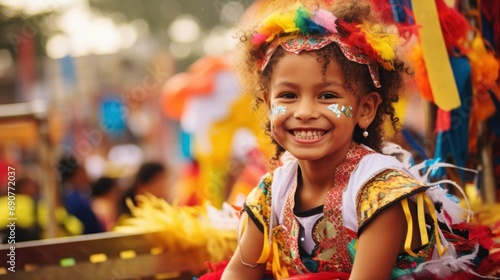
[271,104,287,117]
[327,104,353,118]
[327,104,341,118]
[341,105,353,118]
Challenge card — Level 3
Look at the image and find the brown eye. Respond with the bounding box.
[279,92,296,99]
[319,92,337,99]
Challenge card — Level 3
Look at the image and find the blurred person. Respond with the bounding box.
[90,176,121,231]
[0,177,83,243]
[0,177,40,242]
[58,155,104,234]
[119,162,168,217]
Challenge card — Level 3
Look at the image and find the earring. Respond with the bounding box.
[363,121,369,138]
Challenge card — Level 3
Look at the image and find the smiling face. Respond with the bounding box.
[265,50,379,164]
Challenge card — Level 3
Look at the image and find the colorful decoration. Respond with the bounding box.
[410,0,461,111]
[161,55,272,208]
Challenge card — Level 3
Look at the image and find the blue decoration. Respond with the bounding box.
[100,97,126,137]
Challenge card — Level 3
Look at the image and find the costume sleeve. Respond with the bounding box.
[356,168,428,232]
[242,172,273,233]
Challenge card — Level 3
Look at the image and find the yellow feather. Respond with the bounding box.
[359,22,399,70]
[257,6,300,42]
[115,194,239,269]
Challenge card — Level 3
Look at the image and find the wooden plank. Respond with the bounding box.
[0,231,207,279]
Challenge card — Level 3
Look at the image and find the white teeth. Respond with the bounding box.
[292,130,324,140]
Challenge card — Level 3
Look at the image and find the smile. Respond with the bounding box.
[291,130,327,140]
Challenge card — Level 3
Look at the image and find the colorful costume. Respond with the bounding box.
[243,143,499,279]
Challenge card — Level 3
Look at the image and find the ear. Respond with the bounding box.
[358,91,381,129]
[263,91,271,110]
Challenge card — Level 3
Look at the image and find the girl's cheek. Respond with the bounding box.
[271,125,278,137]
[326,103,353,118]
[270,104,287,138]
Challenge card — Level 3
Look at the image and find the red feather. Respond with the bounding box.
[336,20,379,61]
[435,0,471,54]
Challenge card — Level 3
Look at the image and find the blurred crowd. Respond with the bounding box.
[0,155,170,243]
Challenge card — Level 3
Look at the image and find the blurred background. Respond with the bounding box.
[0,0,262,240]
[0,0,499,242]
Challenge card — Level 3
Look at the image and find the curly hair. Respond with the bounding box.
[234,0,413,163]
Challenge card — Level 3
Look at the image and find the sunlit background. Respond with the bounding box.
[0,0,251,177]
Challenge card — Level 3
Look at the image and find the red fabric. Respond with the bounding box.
[197,260,229,280]
[476,250,500,277]
[435,108,451,133]
[453,222,496,250]
[481,0,500,56]
[286,272,350,280]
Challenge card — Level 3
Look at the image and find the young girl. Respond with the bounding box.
[219,0,499,279]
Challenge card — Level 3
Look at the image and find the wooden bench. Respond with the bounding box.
[0,231,207,279]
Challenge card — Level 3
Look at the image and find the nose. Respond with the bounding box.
[293,98,319,121]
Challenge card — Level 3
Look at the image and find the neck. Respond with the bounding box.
[297,142,354,191]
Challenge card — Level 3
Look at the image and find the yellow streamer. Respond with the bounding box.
[411,0,461,111]
[401,199,417,257]
[417,194,429,246]
[424,195,448,256]
[238,213,271,265]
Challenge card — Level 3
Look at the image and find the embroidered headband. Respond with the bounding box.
[252,4,401,88]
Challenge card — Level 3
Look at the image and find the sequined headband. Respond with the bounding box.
[252,4,401,88]
[261,34,382,88]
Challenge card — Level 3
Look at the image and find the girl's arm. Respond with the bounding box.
[221,212,266,280]
[349,202,407,280]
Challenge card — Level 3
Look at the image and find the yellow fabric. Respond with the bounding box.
[356,169,427,229]
[257,222,271,263]
[401,198,417,257]
[417,194,429,246]
[411,0,461,110]
[238,213,271,264]
[271,228,289,279]
[423,195,447,256]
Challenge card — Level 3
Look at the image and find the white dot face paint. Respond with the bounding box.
[271,104,287,117]
[327,103,353,118]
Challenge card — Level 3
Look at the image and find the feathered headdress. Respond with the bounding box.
[250,3,403,88]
